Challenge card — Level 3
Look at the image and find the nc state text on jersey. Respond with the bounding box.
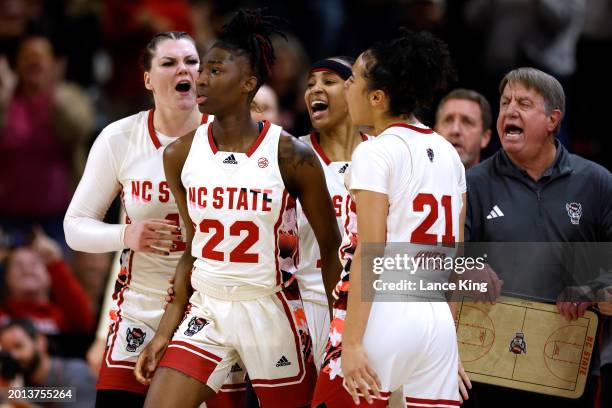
[188,186,274,211]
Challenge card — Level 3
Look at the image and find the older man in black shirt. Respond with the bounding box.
[464,67,612,407]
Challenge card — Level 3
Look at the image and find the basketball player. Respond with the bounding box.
[313,30,463,407]
[133,9,343,408]
[63,32,213,407]
[297,56,369,371]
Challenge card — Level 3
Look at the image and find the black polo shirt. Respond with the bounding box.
[465,141,612,300]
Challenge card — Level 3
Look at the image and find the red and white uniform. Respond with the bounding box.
[158,121,316,407]
[64,110,212,394]
[314,123,465,408]
[295,132,368,371]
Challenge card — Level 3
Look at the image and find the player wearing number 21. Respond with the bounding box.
[63,32,212,406]
[313,30,465,407]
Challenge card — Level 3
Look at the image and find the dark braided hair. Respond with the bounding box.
[363,29,455,117]
[142,31,195,71]
[214,9,286,89]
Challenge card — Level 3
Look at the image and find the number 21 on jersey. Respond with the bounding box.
[410,193,455,245]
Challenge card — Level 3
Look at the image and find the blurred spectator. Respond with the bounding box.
[268,34,310,134]
[0,227,95,336]
[464,0,586,146]
[0,34,94,246]
[0,350,30,407]
[265,0,345,61]
[0,318,96,408]
[464,0,585,80]
[404,0,446,33]
[435,88,492,169]
[71,251,111,317]
[58,0,103,88]
[570,0,612,170]
[188,0,243,52]
[0,0,38,62]
[250,84,280,124]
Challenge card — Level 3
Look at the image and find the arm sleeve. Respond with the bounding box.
[63,131,127,253]
[349,140,393,195]
[48,260,96,334]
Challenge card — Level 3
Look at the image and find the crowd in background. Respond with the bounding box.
[0,0,611,404]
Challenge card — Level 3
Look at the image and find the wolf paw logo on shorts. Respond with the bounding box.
[184,316,208,336]
[125,328,147,352]
[509,331,527,354]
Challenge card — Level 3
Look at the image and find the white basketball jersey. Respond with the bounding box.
[351,123,465,247]
[114,110,212,296]
[182,121,296,289]
[295,133,368,302]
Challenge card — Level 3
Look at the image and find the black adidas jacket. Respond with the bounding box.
[465,141,612,300]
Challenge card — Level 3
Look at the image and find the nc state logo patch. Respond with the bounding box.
[509,331,526,354]
[184,316,208,337]
[126,328,146,352]
[566,202,582,225]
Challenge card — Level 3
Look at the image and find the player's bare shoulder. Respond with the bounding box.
[163,128,197,173]
[278,130,318,171]
[278,130,321,195]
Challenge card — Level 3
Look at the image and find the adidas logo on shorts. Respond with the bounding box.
[275,355,291,367]
[223,154,238,164]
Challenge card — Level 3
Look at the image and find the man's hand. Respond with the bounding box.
[341,343,382,405]
[460,263,503,304]
[556,287,595,321]
[134,336,170,385]
[598,302,612,316]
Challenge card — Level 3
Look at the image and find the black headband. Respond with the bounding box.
[309,59,352,80]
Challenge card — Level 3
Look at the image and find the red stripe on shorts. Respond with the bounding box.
[405,396,461,406]
[158,341,222,385]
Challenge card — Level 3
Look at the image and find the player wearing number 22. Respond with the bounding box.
[313,30,464,407]
[63,32,212,406]
[133,9,343,408]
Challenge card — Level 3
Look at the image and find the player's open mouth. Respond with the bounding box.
[310,100,328,120]
[175,81,191,93]
[196,94,207,104]
[503,124,523,141]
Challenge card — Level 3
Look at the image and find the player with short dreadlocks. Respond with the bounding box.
[134,9,343,408]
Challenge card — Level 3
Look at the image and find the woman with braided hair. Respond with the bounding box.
[134,9,343,408]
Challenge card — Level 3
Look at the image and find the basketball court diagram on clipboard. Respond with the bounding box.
[456,297,598,399]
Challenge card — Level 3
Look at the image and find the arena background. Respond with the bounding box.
[0,0,610,403]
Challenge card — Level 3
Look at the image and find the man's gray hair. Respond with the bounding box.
[499,67,565,115]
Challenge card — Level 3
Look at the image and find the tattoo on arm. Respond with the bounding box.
[278,136,317,170]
